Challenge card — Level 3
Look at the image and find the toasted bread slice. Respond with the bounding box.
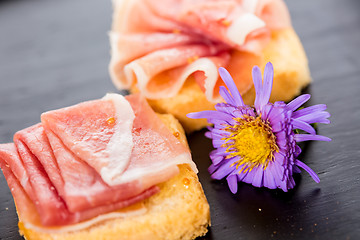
[18,114,210,240]
[133,28,311,133]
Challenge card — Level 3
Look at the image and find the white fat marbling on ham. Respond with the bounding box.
[100,93,135,186]
[226,13,265,46]
[107,154,196,186]
[179,53,230,103]
[242,0,258,13]
[109,33,129,89]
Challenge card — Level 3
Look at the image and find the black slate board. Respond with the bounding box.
[0,0,359,239]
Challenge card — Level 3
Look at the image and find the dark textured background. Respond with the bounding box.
[0,0,359,239]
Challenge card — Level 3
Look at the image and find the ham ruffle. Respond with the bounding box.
[0,94,195,228]
[109,0,291,102]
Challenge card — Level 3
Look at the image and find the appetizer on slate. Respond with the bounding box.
[0,94,210,240]
[109,0,311,132]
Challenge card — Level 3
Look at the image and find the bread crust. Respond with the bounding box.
[132,28,311,133]
[18,114,210,240]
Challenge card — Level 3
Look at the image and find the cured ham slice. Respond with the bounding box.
[0,94,195,227]
[0,154,41,225]
[109,32,202,89]
[0,143,36,202]
[110,0,291,102]
[13,124,148,213]
[0,146,157,226]
[8,139,71,226]
[41,94,135,186]
[42,93,195,186]
[123,44,227,99]
[15,124,65,197]
[0,163,149,233]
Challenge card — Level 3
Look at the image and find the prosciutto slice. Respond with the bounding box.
[110,0,291,102]
[0,94,194,227]
[0,146,157,227]
[41,94,135,186]
[13,124,148,214]
[0,144,34,197]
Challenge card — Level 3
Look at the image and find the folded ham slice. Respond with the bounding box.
[0,94,195,227]
[110,0,291,102]
[1,141,157,226]
[41,94,135,186]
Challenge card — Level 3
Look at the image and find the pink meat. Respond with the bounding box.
[12,138,71,226]
[15,124,65,197]
[45,128,153,213]
[41,93,194,191]
[41,99,117,172]
[12,124,145,213]
[0,143,36,202]
[0,154,42,226]
[110,0,291,102]
[0,142,159,226]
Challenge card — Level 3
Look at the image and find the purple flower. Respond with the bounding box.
[187,62,331,193]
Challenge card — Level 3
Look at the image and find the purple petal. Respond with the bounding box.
[209,119,229,126]
[278,178,288,192]
[271,121,284,133]
[292,104,327,118]
[204,131,212,139]
[267,107,286,126]
[237,170,248,182]
[252,167,264,187]
[210,157,238,179]
[208,163,218,174]
[294,134,332,142]
[187,110,234,123]
[294,145,302,157]
[219,86,236,105]
[210,133,226,142]
[273,153,286,180]
[210,147,227,157]
[261,104,273,121]
[227,174,238,194]
[259,62,274,109]
[293,165,301,173]
[275,131,287,145]
[211,128,230,137]
[296,111,331,124]
[232,106,256,118]
[242,168,257,184]
[286,94,311,111]
[288,176,296,189]
[212,139,226,148]
[214,103,236,115]
[211,155,224,166]
[274,101,286,108]
[263,166,277,189]
[292,119,316,135]
[295,160,320,183]
[218,67,244,106]
[252,65,263,111]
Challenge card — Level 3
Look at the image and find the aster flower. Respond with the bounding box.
[187,62,331,193]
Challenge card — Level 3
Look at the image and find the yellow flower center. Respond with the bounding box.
[222,115,279,173]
